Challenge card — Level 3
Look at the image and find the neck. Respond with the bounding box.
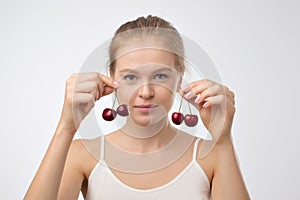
[110,117,177,153]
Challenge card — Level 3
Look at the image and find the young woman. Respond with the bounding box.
[24,15,250,200]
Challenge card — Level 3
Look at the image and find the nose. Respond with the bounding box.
[138,83,154,99]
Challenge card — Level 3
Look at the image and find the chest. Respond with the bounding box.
[108,144,194,190]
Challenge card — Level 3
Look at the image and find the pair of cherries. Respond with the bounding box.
[171,96,198,127]
[102,92,129,121]
[102,91,198,127]
[171,112,198,127]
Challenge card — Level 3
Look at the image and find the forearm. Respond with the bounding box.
[212,139,250,200]
[24,122,75,200]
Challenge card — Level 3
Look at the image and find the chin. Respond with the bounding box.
[130,113,167,127]
[130,115,153,127]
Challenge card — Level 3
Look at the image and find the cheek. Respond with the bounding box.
[157,87,176,109]
[116,87,135,105]
[163,76,181,93]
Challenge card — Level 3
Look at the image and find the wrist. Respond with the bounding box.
[215,136,234,151]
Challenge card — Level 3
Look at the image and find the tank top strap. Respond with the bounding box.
[192,137,202,161]
[100,135,105,162]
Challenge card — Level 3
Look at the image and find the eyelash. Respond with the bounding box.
[123,74,137,81]
[123,74,168,81]
[154,74,168,80]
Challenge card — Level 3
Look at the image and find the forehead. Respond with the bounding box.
[114,49,176,72]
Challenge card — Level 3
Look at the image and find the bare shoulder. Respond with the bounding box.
[195,139,218,185]
[173,129,215,185]
[58,137,100,199]
[70,137,101,178]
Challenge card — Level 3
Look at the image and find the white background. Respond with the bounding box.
[1,0,299,199]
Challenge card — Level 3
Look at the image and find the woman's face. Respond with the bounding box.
[112,48,181,126]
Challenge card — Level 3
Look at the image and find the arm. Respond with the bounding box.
[24,73,118,199]
[211,138,250,200]
[57,139,89,200]
[180,79,250,199]
[24,123,82,200]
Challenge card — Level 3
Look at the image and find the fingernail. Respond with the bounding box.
[182,86,190,92]
[184,91,193,99]
[114,81,120,88]
[203,102,209,108]
[205,97,212,102]
[194,95,201,103]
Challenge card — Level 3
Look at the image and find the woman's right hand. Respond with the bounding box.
[58,72,120,134]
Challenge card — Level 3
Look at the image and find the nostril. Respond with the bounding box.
[138,84,154,99]
[139,93,154,99]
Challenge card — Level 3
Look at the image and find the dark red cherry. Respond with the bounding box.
[117,104,129,116]
[171,112,184,125]
[102,108,117,121]
[184,114,198,127]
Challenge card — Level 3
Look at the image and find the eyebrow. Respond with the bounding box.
[118,67,173,74]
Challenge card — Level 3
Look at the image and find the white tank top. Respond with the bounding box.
[85,136,211,200]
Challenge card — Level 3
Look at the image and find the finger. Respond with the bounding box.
[102,86,115,97]
[96,74,120,98]
[227,89,235,99]
[74,81,98,96]
[222,85,235,105]
[72,72,119,90]
[73,72,100,83]
[202,92,235,109]
[196,84,225,104]
[180,79,215,100]
[99,74,120,89]
[180,79,214,93]
[202,95,225,108]
[72,93,95,105]
[72,93,96,121]
[225,92,235,106]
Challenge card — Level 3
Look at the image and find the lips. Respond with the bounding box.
[134,104,154,108]
[134,104,158,112]
[134,104,157,108]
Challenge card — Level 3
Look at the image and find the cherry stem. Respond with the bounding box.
[178,95,183,112]
[112,89,118,109]
[187,101,192,114]
[115,89,120,105]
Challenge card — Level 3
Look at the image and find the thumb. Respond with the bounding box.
[102,80,120,97]
[102,85,115,97]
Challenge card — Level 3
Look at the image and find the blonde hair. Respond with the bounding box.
[109,15,185,74]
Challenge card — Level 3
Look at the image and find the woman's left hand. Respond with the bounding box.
[179,79,236,145]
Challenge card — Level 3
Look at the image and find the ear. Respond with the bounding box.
[109,70,114,78]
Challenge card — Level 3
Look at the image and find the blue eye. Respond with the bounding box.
[154,74,168,80]
[123,74,137,81]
